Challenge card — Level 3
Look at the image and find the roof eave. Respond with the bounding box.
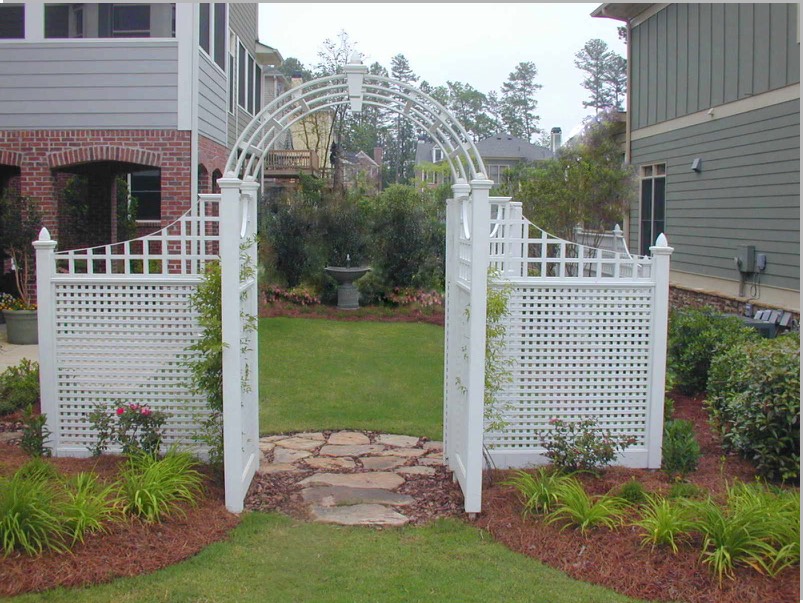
[591,3,653,22]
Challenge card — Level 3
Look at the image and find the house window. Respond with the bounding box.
[238,42,247,110]
[432,148,444,162]
[639,163,666,256]
[228,35,236,114]
[0,5,25,39]
[111,4,150,38]
[199,4,226,71]
[129,169,161,221]
[254,64,262,113]
[45,4,70,38]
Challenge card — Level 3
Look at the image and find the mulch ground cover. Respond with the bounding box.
[476,391,800,603]
[0,445,240,598]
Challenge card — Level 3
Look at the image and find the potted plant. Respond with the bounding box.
[0,192,43,344]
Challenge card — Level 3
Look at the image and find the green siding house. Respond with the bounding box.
[594,3,800,314]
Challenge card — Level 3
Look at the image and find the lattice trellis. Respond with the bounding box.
[36,196,221,456]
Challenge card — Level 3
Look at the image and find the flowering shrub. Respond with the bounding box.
[541,417,637,474]
[0,293,35,311]
[385,287,444,308]
[88,403,168,457]
[264,284,321,306]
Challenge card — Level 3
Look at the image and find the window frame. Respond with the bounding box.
[111,4,151,38]
[199,3,227,73]
[639,162,667,256]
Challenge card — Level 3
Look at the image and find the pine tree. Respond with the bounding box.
[575,39,614,113]
[387,54,419,184]
[499,61,542,142]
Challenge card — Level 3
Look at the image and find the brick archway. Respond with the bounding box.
[48,146,161,170]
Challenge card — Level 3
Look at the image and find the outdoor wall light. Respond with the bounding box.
[691,157,702,172]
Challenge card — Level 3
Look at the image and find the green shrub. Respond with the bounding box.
[667,308,758,395]
[545,478,627,535]
[706,332,799,482]
[633,494,696,554]
[0,359,39,416]
[20,405,51,458]
[502,468,575,516]
[541,417,637,474]
[88,403,168,457]
[667,481,707,500]
[0,464,67,556]
[117,449,204,523]
[661,419,701,479]
[615,478,648,505]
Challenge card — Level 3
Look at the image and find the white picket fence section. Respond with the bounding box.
[34,195,222,458]
[485,200,672,469]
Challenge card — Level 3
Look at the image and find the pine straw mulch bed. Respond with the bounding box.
[476,391,800,603]
[0,444,240,598]
[259,299,445,326]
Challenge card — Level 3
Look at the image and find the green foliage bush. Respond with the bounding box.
[661,419,701,480]
[0,359,40,416]
[541,417,637,474]
[615,478,648,505]
[502,468,575,516]
[706,332,800,482]
[117,449,204,523]
[88,403,168,457]
[667,308,758,395]
[20,405,51,458]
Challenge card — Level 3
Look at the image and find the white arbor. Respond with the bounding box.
[36,58,672,515]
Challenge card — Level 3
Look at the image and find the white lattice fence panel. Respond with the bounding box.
[51,280,207,454]
[486,282,656,467]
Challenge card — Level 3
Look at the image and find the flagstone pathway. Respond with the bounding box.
[245,430,463,526]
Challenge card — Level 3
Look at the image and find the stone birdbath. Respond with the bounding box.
[325,256,370,310]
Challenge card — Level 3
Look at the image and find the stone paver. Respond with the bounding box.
[319,444,385,457]
[275,436,323,451]
[272,447,312,464]
[303,457,356,470]
[299,471,405,490]
[327,431,370,446]
[396,466,437,476]
[376,434,420,448]
[379,447,427,458]
[360,456,406,471]
[302,486,414,507]
[309,504,409,527]
[256,430,448,527]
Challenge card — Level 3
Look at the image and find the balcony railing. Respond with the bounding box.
[264,150,319,177]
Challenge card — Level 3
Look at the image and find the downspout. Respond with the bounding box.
[190,5,200,219]
[624,18,633,244]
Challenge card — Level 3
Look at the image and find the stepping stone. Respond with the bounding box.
[423,441,443,452]
[258,441,276,454]
[418,457,444,467]
[261,435,289,443]
[361,456,406,471]
[328,431,370,446]
[258,462,299,474]
[309,504,409,527]
[396,466,437,476]
[302,486,414,507]
[275,436,323,451]
[319,444,384,457]
[304,457,356,470]
[273,447,312,464]
[299,472,405,490]
[376,434,420,448]
[295,432,326,441]
[0,431,20,444]
[379,447,427,458]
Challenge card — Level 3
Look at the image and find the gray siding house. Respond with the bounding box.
[594,3,800,314]
[0,3,276,252]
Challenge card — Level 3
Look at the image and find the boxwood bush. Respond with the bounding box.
[667,308,758,395]
[707,332,800,482]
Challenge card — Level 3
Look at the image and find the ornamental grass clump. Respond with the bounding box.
[541,417,636,474]
[502,468,575,516]
[632,494,696,554]
[117,449,204,523]
[545,478,627,535]
[61,472,120,545]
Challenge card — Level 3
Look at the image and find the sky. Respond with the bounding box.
[257,3,626,142]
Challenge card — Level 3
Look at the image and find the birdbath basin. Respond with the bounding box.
[324,266,371,310]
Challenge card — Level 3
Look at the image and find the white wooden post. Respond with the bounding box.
[217,172,245,513]
[647,233,673,467]
[464,177,493,514]
[33,228,58,454]
[240,177,260,459]
[508,202,524,278]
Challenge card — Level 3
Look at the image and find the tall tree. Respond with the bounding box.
[499,61,542,142]
[575,38,627,113]
[387,53,419,184]
[279,57,312,81]
[446,81,496,141]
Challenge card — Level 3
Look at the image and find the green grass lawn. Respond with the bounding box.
[13,514,644,603]
[259,317,444,440]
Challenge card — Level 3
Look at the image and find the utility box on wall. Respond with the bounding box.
[736,245,756,273]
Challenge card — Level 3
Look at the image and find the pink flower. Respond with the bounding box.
[141,408,151,417]
[116,407,125,416]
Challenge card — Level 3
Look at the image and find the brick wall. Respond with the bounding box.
[0,129,194,242]
[198,135,228,194]
[670,284,800,322]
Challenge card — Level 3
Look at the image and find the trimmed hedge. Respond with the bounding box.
[667,308,758,395]
[707,332,800,482]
